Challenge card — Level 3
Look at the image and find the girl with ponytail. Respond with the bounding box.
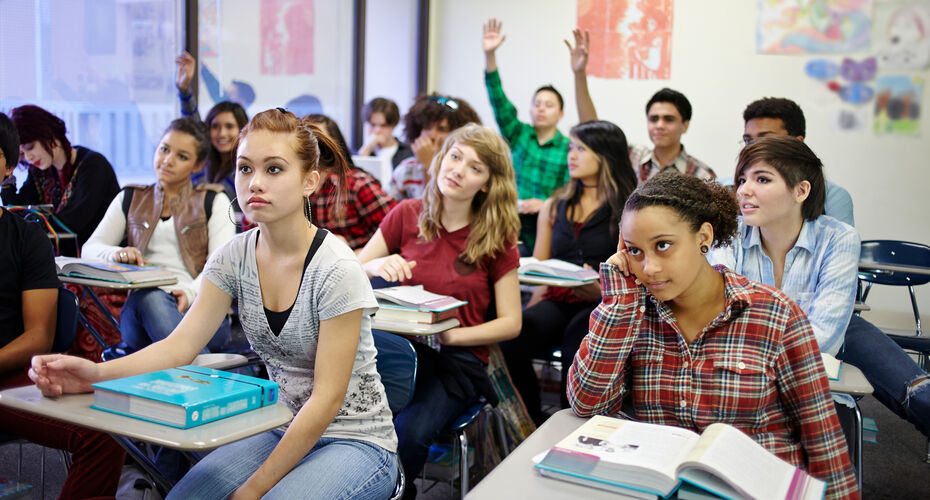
[30,108,398,499]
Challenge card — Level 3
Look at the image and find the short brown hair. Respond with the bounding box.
[362,97,400,127]
[734,136,825,221]
[403,94,481,144]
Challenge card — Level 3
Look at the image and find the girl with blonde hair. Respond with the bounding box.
[359,123,522,496]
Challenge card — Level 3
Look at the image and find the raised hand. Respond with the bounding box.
[564,28,590,74]
[175,51,196,91]
[482,18,507,54]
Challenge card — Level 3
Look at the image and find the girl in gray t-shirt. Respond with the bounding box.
[30,109,398,500]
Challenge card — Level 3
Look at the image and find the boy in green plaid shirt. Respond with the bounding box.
[483,18,570,252]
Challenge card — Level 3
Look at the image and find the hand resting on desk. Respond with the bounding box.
[29,353,101,397]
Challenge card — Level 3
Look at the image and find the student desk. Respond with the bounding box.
[468,365,873,500]
[371,317,459,350]
[0,384,293,493]
[58,275,177,349]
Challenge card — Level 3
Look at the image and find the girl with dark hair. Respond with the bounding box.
[302,114,397,251]
[83,117,236,354]
[1,105,120,245]
[711,135,930,439]
[569,172,858,499]
[501,120,637,424]
[32,109,398,499]
[358,124,521,497]
[176,51,249,205]
[389,93,481,200]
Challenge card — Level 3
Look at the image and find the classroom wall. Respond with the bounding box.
[429,0,930,330]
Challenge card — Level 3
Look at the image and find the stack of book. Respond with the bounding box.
[91,365,279,429]
[55,257,175,284]
[518,258,599,284]
[535,415,826,499]
[373,285,467,324]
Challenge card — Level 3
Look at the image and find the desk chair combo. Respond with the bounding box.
[857,239,930,462]
[0,287,80,498]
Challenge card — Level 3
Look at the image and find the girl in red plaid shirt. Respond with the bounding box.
[568,172,858,499]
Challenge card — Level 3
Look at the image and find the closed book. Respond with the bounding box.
[536,415,825,500]
[55,257,175,284]
[518,257,599,282]
[373,285,467,312]
[375,301,460,324]
[91,365,279,429]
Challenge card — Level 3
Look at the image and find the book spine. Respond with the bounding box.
[186,388,262,427]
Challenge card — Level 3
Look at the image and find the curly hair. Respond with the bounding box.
[418,124,519,263]
[402,93,481,144]
[625,172,739,247]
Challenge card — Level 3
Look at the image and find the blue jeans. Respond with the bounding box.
[167,432,397,500]
[394,348,481,486]
[838,314,930,436]
[120,288,230,354]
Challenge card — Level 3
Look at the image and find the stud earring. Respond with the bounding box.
[700,245,709,254]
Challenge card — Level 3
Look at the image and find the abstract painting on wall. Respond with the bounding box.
[260,0,315,75]
[874,75,923,136]
[757,0,873,54]
[579,0,674,79]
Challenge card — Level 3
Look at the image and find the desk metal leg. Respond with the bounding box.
[854,402,863,491]
[77,311,110,349]
[81,285,121,331]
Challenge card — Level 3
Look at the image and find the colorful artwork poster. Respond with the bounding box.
[199,0,219,57]
[875,2,930,70]
[260,0,314,75]
[757,0,873,54]
[874,75,923,136]
[579,0,674,80]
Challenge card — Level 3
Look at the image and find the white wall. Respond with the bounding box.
[363,0,419,146]
[429,0,930,330]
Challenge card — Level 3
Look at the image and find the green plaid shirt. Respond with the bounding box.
[485,70,569,200]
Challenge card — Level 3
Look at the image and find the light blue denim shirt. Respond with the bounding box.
[708,216,860,355]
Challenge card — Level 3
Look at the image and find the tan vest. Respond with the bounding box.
[125,182,224,278]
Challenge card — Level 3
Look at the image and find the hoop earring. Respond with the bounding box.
[700,245,709,254]
[304,196,312,223]
[227,197,239,226]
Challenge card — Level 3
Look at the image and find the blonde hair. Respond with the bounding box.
[418,124,520,263]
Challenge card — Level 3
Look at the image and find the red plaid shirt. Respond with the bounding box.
[568,264,858,499]
[312,170,397,249]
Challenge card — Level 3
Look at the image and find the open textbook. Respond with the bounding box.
[535,415,825,500]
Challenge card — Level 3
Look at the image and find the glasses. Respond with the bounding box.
[428,96,459,111]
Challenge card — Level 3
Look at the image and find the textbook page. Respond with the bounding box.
[679,423,818,499]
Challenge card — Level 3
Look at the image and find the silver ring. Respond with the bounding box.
[120,252,127,260]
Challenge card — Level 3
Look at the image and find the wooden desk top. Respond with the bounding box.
[0,385,292,451]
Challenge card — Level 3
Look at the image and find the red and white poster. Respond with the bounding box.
[579,0,674,80]
[260,0,315,75]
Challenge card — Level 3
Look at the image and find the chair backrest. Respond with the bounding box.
[859,240,930,287]
[371,330,417,413]
[53,287,79,353]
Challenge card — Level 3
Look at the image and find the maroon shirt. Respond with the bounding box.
[379,199,519,363]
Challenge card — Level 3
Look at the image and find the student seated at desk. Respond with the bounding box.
[83,117,236,355]
[301,114,397,251]
[389,93,481,200]
[357,97,414,168]
[568,172,858,499]
[0,111,125,499]
[709,136,930,438]
[0,105,120,246]
[501,120,636,424]
[358,124,522,498]
[30,109,398,500]
[176,51,250,219]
